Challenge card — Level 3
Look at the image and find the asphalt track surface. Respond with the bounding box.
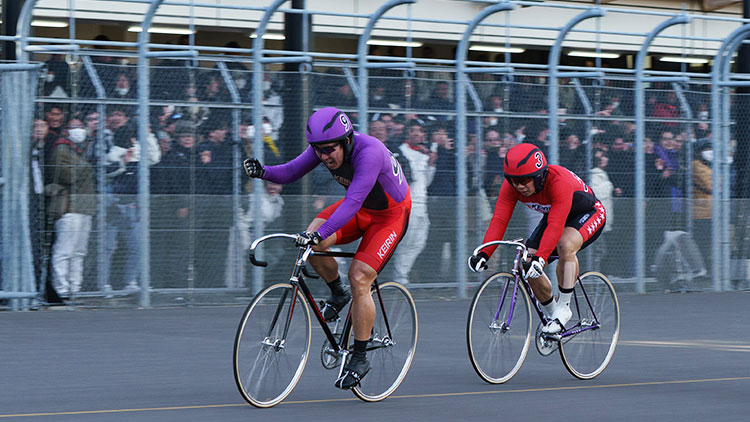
[2,290,750,421]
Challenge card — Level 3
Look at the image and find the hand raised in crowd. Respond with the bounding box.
[654,157,665,171]
[200,150,212,165]
[428,151,438,166]
[243,158,265,178]
[124,148,135,164]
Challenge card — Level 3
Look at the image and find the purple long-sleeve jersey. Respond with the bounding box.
[262,132,410,240]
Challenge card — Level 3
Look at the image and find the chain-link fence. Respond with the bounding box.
[4,1,750,309]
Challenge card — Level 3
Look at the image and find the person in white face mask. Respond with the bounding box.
[46,118,97,296]
[111,73,135,99]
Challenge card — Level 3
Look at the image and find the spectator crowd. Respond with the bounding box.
[30,41,719,298]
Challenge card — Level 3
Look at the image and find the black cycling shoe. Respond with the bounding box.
[334,353,371,390]
[321,290,351,322]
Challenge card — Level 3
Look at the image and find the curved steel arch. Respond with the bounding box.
[357,0,417,134]
[633,14,691,293]
[15,0,37,61]
[455,1,516,298]
[547,8,605,165]
[710,24,750,291]
[250,0,291,294]
[135,0,168,307]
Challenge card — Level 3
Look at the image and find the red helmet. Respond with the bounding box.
[504,143,549,192]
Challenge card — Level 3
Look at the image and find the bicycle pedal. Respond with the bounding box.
[535,323,560,356]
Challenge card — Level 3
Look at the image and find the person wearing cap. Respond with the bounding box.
[193,118,235,287]
[468,143,607,335]
[243,107,411,390]
[155,108,182,156]
[150,121,199,287]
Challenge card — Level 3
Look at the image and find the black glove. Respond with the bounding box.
[295,230,322,247]
[522,255,545,279]
[243,158,265,178]
[468,251,489,273]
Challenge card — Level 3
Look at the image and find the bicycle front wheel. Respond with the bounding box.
[559,271,620,380]
[233,283,312,408]
[346,281,418,402]
[467,272,532,384]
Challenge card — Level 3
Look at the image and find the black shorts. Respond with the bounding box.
[526,201,606,262]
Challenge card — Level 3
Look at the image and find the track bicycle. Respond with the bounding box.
[466,240,619,383]
[233,233,418,408]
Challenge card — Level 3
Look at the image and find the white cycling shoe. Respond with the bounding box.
[542,304,572,334]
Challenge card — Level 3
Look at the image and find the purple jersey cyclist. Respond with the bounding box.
[243,107,411,390]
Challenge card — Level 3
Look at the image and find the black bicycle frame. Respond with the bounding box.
[270,247,392,355]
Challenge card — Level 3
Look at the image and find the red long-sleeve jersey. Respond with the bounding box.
[481,165,598,261]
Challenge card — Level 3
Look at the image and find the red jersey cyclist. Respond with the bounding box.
[469,143,606,334]
[243,107,411,389]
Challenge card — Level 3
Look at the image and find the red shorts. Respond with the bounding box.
[317,192,411,272]
[526,200,606,262]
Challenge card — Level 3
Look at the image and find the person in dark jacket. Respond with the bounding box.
[194,119,236,286]
[102,123,161,294]
[150,121,200,288]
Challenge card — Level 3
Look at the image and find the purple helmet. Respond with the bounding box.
[306,107,353,144]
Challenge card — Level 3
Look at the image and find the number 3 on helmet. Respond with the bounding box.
[504,143,549,192]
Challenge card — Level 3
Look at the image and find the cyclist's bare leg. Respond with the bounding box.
[555,227,584,290]
[348,259,377,342]
[526,247,554,303]
[306,218,339,282]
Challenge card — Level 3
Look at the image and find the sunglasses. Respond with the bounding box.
[312,143,339,155]
[507,176,533,185]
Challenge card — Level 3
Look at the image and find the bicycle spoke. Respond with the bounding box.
[559,272,620,380]
[467,273,532,384]
[351,282,418,402]
[233,284,311,407]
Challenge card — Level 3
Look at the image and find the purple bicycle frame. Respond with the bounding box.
[493,247,601,338]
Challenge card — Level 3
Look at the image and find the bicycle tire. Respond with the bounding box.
[467,272,532,384]
[233,283,312,408]
[559,271,620,380]
[343,281,418,402]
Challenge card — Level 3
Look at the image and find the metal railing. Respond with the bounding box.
[1,0,749,309]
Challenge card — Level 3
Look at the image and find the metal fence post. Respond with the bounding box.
[252,0,288,295]
[217,61,243,290]
[80,55,109,295]
[547,8,605,165]
[356,0,416,135]
[634,15,690,293]
[136,0,167,307]
[712,25,750,290]
[455,1,516,299]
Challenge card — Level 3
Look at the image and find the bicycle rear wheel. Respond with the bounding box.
[559,271,620,380]
[467,272,532,384]
[233,283,312,408]
[345,281,418,402]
